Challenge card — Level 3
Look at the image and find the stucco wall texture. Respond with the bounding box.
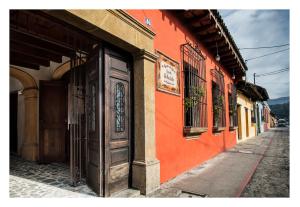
[237,92,256,141]
[126,10,237,183]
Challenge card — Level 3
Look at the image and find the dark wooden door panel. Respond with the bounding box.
[104,48,131,196]
[85,46,103,196]
[39,80,66,163]
[10,92,18,154]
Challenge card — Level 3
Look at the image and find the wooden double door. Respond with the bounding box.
[39,46,132,197]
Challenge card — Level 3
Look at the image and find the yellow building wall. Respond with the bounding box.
[236,91,256,141]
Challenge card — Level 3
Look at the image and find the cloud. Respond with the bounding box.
[219,10,290,99]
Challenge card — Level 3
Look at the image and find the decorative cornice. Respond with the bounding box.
[134,49,159,63]
[108,10,156,40]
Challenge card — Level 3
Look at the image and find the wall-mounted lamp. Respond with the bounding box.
[215,41,220,62]
[232,69,235,80]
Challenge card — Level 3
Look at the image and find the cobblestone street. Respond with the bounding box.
[9,156,97,197]
[241,127,289,197]
[9,128,289,198]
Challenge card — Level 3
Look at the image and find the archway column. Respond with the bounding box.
[132,49,160,195]
[21,88,38,161]
[10,67,39,161]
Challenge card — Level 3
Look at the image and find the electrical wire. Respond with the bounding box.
[255,68,289,77]
[239,44,289,50]
[245,48,289,62]
[256,68,289,76]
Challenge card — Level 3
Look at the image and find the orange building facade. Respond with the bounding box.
[10,10,247,196]
[126,10,246,183]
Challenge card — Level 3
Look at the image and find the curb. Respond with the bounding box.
[235,137,273,197]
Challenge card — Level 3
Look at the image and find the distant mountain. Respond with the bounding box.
[268,96,289,106]
[269,102,289,122]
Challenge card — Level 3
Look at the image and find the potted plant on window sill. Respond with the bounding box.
[183,86,207,136]
[213,95,225,132]
[228,103,237,131]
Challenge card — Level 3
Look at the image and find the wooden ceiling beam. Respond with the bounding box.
[207,40,228,50]
[222,62,238,69]
[219,51,234,58]
[193,23,217,35]
[221,56,236,63]
[201,35,223,43]
[10,10,92,54]
[10,58,40,70]
[10,28,76,57]
[183,11,210,25]
[10,41,62,63]
[11,51,50,67]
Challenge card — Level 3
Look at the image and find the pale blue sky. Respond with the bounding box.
[220,10,290,99]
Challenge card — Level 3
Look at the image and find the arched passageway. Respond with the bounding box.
[10,67,38,161]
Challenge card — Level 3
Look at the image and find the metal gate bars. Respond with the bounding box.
[69,54,86,186]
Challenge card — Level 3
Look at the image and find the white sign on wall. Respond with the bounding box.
[160,61,177,88]
[156,51,180,96]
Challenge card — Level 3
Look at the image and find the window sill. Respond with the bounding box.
[213,126,226,133]
[229,126,238,131]
[184,127,208,137]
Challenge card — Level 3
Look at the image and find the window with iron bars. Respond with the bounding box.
[228,83,238,130]
[211,69,226,131]
[261,108,265,122]
[251,104,256,123]
[181,43,207,136]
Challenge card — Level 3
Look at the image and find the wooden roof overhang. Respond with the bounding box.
[236,81,269,102]
[10,10,98,70]
[254,84,269,100]
[172,10,247,80]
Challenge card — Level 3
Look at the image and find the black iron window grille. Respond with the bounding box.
[228,83,238,129]
[181,43,207,135]
[115,82,125,132]
[211,69,226,131]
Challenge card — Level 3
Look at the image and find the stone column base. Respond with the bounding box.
[21,143,38,161]
[132,159,160,195]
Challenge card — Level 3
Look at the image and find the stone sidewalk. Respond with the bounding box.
[9,156,97,197]
[135,128,288,198]
[241,128,289,197]
[10,128,288,198]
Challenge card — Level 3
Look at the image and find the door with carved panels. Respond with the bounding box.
[85,46,103,196]
[104,48,131,196]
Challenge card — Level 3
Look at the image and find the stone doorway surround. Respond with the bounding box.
[42,9,161,195]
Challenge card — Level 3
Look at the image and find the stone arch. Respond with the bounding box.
[10,66,38,161]
[52,58,86,80]
[10,67,38,89]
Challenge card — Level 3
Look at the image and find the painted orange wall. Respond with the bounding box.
[126,10,237,183]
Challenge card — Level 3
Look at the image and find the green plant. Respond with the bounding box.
[213,95,224,125]
[229,102,234,115]
[184,86,204,110]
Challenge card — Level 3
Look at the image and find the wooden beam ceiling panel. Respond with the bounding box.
[10,41,62,63]
[11,51,50,67]
[11,10,93,53]
[10,58,40,70]
[185,12,210,26]
[222,62,238,69]
[221,57,237,64]
[193,24,216,35]
[197,32,220,41]
[10,28,76,57]
[219,51,234,58]
[207,40,228,50]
